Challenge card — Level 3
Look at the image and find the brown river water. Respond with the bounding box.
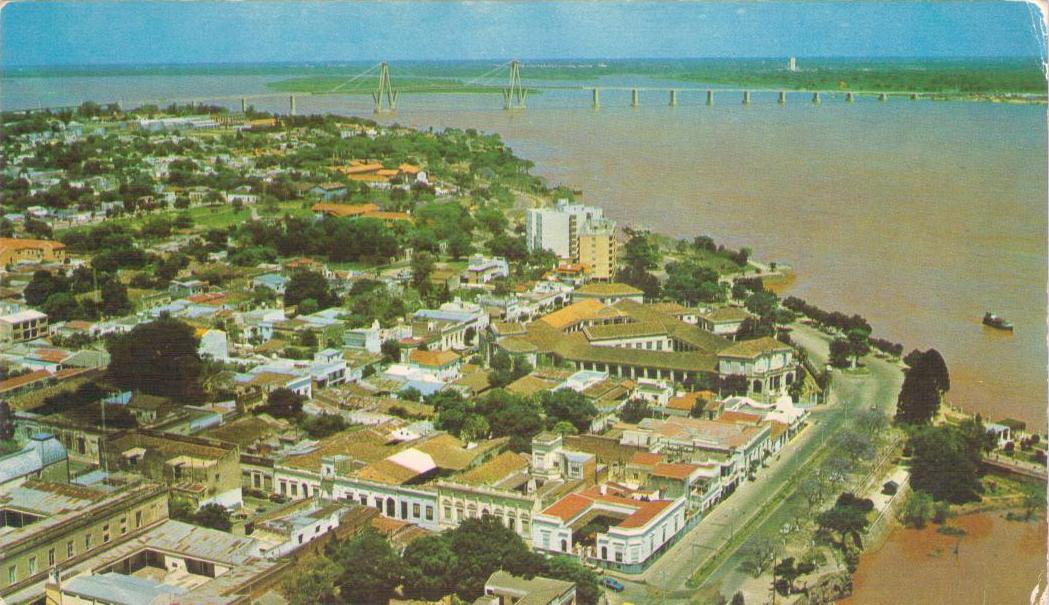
[842,512,1047,605]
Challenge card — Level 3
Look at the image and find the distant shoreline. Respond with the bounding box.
[2,57,1045,101]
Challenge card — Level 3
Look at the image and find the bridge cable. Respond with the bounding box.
[327,63,382,93]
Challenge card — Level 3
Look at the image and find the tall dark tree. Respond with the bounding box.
[0,400,15,441]
[895,349,951,424]
[106,317,203,401]
[101,279,133,317]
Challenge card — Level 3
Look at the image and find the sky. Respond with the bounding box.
[0,1,1045,67]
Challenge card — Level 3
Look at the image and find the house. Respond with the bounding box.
[698,306,755,339]
[0,479,170,604]
[481,571,576,605]
[167,279,207,298]
[532,482,687,573]
[0,310,48,343]
[408,349,463,382]
[311,202,380,219]
[464,255,510,286]
[620,416,771,488]
[106,430,243,509]
[252,273,289,295]
[309,182,349,201]
[42,519,286,605]
[0,238,66,267]
[252,501,355,559]
[0,433,68,490]
[572,282,644,305]
[716,337,797,400]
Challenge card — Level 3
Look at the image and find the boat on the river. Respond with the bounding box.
[982,312,1014,331]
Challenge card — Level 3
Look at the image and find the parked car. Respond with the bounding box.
[601,577,625,592]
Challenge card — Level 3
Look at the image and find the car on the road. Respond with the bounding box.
[601,577,625,592]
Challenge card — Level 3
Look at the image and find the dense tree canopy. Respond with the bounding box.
[908,421,988,503]
[538,389,599,433]
[107,317,203,401]
[284,269,339,310]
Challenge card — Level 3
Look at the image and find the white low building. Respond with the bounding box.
[532,483,687,573]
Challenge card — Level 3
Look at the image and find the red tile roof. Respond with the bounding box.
[541,493,593,522]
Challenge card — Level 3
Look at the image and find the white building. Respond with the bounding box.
[716,336,797,399]
[526,200,605,259]
[531,483,687,573]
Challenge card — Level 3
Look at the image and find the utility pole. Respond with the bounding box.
[503,60,527,110]
[373,62,398,113]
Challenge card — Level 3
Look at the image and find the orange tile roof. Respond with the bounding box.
[186,292,226,304]
[311,202,380,217]
[342,161,384,175]
[628,451,663,467]
[409,349,460,367]
[616,499,672,528]
[0,238,64,251]
[0,369,50,392]
[349,174,390,182]
[31,349,71,364]
[719,411,763,425]
[538,299,608,330]
[398,163,421,175]
[651,462,699,481]
[666,391,708,412]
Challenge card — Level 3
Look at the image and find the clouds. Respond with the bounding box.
[0,1,1043,67]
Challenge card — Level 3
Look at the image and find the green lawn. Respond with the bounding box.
[682,248,747,276]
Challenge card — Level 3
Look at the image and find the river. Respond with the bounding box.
[3,72,1046,602]
[843,512,1047,605]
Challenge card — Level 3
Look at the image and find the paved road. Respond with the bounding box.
[602,324,903,604]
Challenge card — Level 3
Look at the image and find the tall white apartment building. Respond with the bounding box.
[526,200,605,259]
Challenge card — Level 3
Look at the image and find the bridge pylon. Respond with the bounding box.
[373,62,399,113]
[503,60,527,110]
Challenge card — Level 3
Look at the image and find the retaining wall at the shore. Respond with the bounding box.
[865,475,911,550]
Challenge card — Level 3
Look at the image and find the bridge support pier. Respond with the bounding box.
[503,60,527,110]
[778,91,787,104]
[742,90,751,105]
[592,88,600,109]
[706,89,714,105]
[631,89,640,108]
[669,90,678,107]
[373,62,399,113]
[846,92,854,103]
[289,95,297,115]
[879,93,888,102]
[812,92,821,104]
